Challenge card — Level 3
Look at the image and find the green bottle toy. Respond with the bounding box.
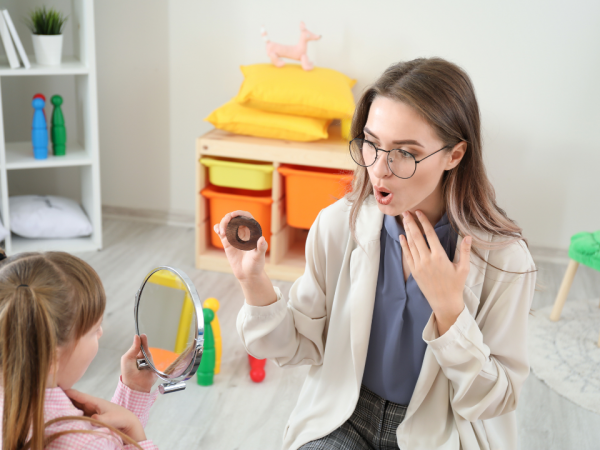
[197,308,215,386]
[51,95,66,156]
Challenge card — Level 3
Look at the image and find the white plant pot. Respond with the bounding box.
[31,34,63,66]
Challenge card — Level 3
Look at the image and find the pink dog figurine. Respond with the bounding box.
[260,22,322,71]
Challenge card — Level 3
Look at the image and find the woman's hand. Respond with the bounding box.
[121,334,157,393]
[214,211,268,282]
[65,389,147,442]
[399,210,472,336]
[214,211,277,307]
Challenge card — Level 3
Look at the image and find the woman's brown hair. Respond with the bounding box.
[348,57,535,273]
[0,251,142,449]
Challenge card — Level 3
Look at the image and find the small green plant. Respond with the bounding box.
[26,7,68,35]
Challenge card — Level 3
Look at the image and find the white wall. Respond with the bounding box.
[6,0,598,249]
[167,0,600,249]
[95,0,170,211]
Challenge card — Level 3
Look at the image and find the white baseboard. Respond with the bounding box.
[102,205,194,228]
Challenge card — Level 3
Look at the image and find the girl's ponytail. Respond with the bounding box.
[1,282,57,450]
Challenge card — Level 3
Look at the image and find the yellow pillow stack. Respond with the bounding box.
[205,64,356,142]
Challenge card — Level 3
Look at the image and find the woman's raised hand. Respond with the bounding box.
[214,211,268,282]
[214,211,277,307]
[399,210,472,336]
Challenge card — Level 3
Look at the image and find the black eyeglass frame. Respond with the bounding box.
[349,138,452,179]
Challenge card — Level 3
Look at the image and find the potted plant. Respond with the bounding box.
[26,6,68,66]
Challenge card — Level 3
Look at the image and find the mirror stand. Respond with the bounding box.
[158,381,187,394]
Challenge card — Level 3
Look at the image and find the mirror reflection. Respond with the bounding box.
[137,269,198,379]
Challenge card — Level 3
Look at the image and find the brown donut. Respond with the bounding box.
[226,216,263,251]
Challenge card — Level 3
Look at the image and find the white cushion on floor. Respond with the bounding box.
[9,195,93,239]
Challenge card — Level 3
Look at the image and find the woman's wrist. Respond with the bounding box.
[239,271,277,307]
[433,299,464,336]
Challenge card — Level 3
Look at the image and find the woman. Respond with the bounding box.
[215,57,537,450]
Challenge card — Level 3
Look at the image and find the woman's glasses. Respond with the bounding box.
[349,138,450,179]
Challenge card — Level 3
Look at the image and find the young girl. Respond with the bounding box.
[215,57,537,450]
[0,251,159,449]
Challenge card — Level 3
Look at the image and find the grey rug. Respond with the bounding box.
[528,299,600,415]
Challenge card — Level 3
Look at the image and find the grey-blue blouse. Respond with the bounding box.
[362,212,457,406]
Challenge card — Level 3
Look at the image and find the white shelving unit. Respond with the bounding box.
[0,0,101,254]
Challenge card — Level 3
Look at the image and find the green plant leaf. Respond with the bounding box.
[26,6,68,35]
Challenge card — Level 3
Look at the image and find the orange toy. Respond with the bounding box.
[201,185,273,250]
[148,347,179,373]
[278,165,353,229]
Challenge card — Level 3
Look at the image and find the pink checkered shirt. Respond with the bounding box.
[0,378,160,449]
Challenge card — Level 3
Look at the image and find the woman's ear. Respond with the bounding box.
[445,141,467,170]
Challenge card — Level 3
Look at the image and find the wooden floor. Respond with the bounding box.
[71,218,600,449]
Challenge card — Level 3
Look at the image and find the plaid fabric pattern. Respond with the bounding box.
[300,385,407,450]
[0,378,159,450]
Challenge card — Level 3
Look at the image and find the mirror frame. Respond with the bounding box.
[134,266,204,393]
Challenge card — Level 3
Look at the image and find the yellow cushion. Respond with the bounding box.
[235,64,356,120]
[205,100,331,142]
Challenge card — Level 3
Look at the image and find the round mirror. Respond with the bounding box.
[134,266,204,394]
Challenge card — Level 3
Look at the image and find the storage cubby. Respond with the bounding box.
[196,124,353,281]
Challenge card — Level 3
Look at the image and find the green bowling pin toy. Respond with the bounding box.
[197,308,215,386]
[51,95,66,156]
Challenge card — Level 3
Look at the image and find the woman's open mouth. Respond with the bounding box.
[374,186,394,205]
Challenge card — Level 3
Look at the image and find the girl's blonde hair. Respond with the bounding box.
[348,57,535,273]
[0,251,141,450]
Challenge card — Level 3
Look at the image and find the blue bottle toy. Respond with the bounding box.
[32,97,48,159]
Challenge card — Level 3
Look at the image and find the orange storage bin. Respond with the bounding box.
[201,185,273,250]
[277,165,353,230]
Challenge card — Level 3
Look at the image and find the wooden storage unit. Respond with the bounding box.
[196,125,353,281]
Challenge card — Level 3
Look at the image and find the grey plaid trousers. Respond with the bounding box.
[299,385,407,450]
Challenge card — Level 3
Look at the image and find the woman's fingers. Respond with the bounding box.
[414,210,445,254]
[215,211,256,246]
[402,211,429,259]
[402,213,421,262]
[399,235,414,272]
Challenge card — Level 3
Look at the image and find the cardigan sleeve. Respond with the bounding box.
[236,210,329,367]
[422,243,537,422]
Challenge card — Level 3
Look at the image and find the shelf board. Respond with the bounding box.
[0,56,89,76]
[198,124,354,170]
[5,141,93,170]
[10,235,99,253]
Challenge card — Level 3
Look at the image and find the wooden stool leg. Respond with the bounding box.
[550,260,579,321]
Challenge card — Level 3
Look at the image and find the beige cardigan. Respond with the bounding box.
[237,196,537,450]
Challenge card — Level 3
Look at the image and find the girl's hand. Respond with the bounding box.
[399,210,472,336]
[121,334,157,393]
[214,210,269,283]
[65,389,147,442]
